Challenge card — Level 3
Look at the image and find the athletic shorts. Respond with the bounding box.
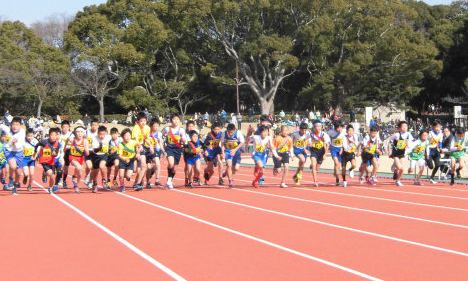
[23,156,36,167]
[410,158,426,169]
[85,154,92,162]
[5,150,24,169]
[205,147,222,161]
[330,146,342,162]
[186,155,200,166]
[119,158,136,170]
[309,148,325,165]
[41,163,54,173]
[146,150,161,164]
[451,151,465,160]
[225,149,241,166]
[69,155,85,165]
[106,154,119,167]
[293,147,307,158]
[166,146,183,165]
[252,151,268,167]
[0,161,6,170]
[341,151,355,166]
[361,152,375,163]
[273,152,289,169]
[90,154,108,169]
[390,149,405,159]
[64,149,71,166]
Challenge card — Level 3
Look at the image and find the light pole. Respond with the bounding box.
[235,61,240,115]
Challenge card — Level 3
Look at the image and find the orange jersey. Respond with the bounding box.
[273,135,293,153]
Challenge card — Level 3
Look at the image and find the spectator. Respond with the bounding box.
[350,110,355,123]
[230,113,238,127]
[294,112,300,126]
[221,109,227,126]
[27,116,36,129]
[4,110,12,126]
[248,108,254,122]
[56,115,62,124]
[203,112,210,126]
[308,109,315,121]
[236,112,243,130]
[279,110,285,120]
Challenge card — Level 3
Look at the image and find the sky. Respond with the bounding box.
[0,0,457,26]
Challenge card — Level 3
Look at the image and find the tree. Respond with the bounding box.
[0,21,72,117]
[65,10,139,122]
[31,13,74,49]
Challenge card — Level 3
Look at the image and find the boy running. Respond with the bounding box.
[221,123,245,187]
[202,123,223,185]
[427,120,443,184]
[162,114,186,189]
[184,130,203,188]
[408,130,430,185]
[33,128,62,194]
[328,121,346,186]
[69,127,90,193]
[309,120,331,187]
[341,125,359,187]
[386,121,413,187]
[5,117,25,195]
[291,122,310,185]
[90,126,111,192]
[84,119,99,188]
[359,125,382,185]
[449,128,466,186]
[118,128,140,192]
[60,121,73,188]
[22,129,38,191]
[273,125,293,188]
[250,126,278,188]
[146,118,164,188]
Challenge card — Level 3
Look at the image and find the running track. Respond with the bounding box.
[2,161,468,280]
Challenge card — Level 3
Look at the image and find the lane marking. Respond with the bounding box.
[33,181,187,281]
[171,189,468,258]
[113,191,384,281]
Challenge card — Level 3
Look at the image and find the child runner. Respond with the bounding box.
[273,125,293,188]
[341,125,360,187]
[118,128,140,192]
[60,121,73,188]
[0,133,7,190]
[106,127,121,188]
[22,129,38,191]
[449,128,466,186]
[309,120,331,187]
[131,112,151,190]
[291,122,310,185]
[408,130,430,185]
[328,121,346,186]
[84,119,99,188]
[90,126,111,193]
[69,127,89,193]
[359,125,382,185]
[426,120,443,184]
[33,128,62,194]
[386,121,413,186]
[146,118,164,188]
[162,114,186,189]
[184,130,203,188]
[221,123,245,187]
[5,117,25,195]
[202,123,223,185]
[183,120,198,186]
[250,126,278,188]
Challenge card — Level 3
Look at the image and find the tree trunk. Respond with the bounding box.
[258,96,274,115]
[37,98,43,118]
[98,96,105,123]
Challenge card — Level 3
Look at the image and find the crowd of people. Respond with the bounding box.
[0,110,466,196]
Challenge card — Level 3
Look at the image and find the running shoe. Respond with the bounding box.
[188,182,193,189]
[12,186,18,195]
[146,182,154,189]
[342,181,348,187]
[429,178,438,184]
[396,180,403,187]
[349,170,355,179]
[23,176,28,185]
[52,185,59,193]
[218,177,224,185]
[133,184,143,191]
[119,186,126,192]
[167,178,174,189]
[259,176,265,186]
[252,181,259,188]
[280,182,288,188]
[228,180,234,188]
[27,185,32,192]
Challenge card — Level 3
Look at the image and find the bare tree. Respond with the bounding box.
[167,81,208,118]
[31,13,73,49]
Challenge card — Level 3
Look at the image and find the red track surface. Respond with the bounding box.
[2,161,468,281]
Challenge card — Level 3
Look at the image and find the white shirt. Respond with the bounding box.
[328,129,346,148]
[362,134,382,154]
[290,131,310,149]
[309,130,331,149]
[91,135,111,155]
[250,135,278,158]
[149,131,163,150]
[161,126,187,146]
[342,134,360,152]
[428,130,443,149]
[5,128,25,152]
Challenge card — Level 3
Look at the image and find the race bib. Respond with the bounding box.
[71,146,83,157]
[97,145,109,154]
[366,145,376,154]
[278,146,288,153]
[311,140,324,149]
[396,140,407,150]
[346,144,356,153]
[414,146,425,154]
[86,137,93,146]
[111,146,119,153]
[430,138,439,146]
[23,148,34,157]
[255,144,266,153]
[333,138,343,146]
[225,142,238,149]
[168,135,180,145]
[43,149,52,157]
[210,139,220,147]
[295,139,306,148]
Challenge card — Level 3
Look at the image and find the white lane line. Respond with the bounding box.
[352,186,468,201]
[229,188,468,229]
[216,173,468,212]
[33,181,187,281]
[113,191,384,281]
[172,189,468,258]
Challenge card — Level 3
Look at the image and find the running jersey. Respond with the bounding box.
[328,129,346,148]
[148,131,163,151]
[91,135,111,155]
[118,140,138,159]
[409,139,429,159]
[250,135,278,158]
[273,135,293,154]
[428,130,443,149]
[70,139,86,157]
[132,124,151,147]
[109,138,122,154]
[362,135,382,155]
[86,129,98,147]
[38,140,61,165]
[309,130,331,150]
[221,130,245,150]
[184,140,202,157]
[290,131,310,149]
[450,135,467,152]
[342,134,359,153]
[387,132,413,151]
[5,128,25,152]
[202,131,222,150]
[23,138,38,158]
[162,126,186,149]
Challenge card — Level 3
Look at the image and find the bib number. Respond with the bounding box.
[43,149,52,157]
[396,140,407,150]
[414,146,425,154]
[225,142,238,149]
[168,135,180,145]
[333,138,342,146]
[295,139,306,148]
[311,141,324,149]
[23,148,34,157]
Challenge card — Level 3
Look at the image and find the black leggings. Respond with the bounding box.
[426,151,441,177]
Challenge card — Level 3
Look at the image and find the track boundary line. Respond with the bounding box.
[33,181,187,281]
[230,189,468,229]
[171,189,468,258]
[113,191,384,281]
